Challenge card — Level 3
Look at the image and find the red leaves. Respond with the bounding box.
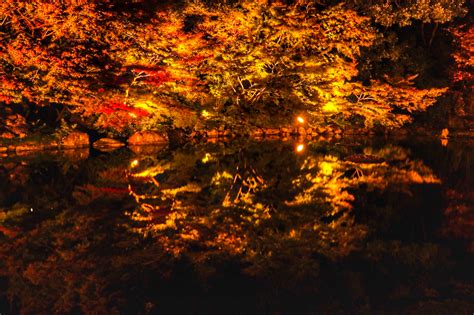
[0,95,11,104]
[450,23,474,84]
[130,67,174,87]
[181,54,211,65]
[97,101,149,118]
[0,226,19,238]
[92,99,151,131]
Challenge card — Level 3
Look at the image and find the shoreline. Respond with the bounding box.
[1,126,471,158]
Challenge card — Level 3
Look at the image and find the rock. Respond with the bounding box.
[60,132,90,148]
[206,137,219,143]
[306,127,313,134]
[15,141,43,152]
[206,129,219,138]
[297,127,307,136]
[13,139,59,152]
[190,131,205,139]
[93,138,125,152]
[317,126,326,134]
[264,128,280,136]
[41,140,60,150]
[3,114,29,138]
[280,127,291,135]
[128,131,168,145]
[0,147,7,153]
[250,128,264,137]
[218,129,231,137]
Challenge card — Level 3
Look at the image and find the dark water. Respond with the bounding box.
[0,137,473,314]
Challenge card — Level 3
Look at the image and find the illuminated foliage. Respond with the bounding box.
[0,0,454,135]
[450,22,474,85]
[354,0,467,27]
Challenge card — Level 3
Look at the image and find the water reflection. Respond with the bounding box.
[0,138,472,314]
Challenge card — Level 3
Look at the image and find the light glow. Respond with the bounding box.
[202,153,213,163]
[201,110,211,118]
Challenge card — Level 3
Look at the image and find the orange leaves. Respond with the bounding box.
[97,101,149,117]
[450,23,474,84]
[92,100,150,131]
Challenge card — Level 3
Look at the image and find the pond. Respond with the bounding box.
[0,137,473,314]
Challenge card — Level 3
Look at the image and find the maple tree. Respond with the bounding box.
[0,0,468,135]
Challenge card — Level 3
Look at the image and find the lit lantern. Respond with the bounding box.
[296,116,305,124]
[296,144,305,153]
[130,160,139,168]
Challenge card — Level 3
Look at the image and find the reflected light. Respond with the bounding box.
[296,144,305,153]
[296,116,305,124]
[131,160,139,168]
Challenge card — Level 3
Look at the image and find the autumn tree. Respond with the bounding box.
[0,0,458,135]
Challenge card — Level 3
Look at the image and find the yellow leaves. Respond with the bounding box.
[202,153,213,164]
[342,81,448,128]
[161,183,202,198]
[322,102,339,113]
[180,229,200,241]
[201,110,211,118]
[131,168,160,179]
[211,171,233,185]
[319,161,334,176]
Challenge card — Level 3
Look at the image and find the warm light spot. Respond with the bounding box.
[129,113,137,118]
[201,110,211,118]
[296,144,305,153]
[441,128,449,139]
[296,116,305,124]
[130,160,139,168]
